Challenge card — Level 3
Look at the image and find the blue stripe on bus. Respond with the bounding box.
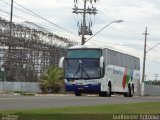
[65,83,101,93]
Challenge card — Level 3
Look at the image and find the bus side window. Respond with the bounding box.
[111,51,118,66]
[122,54,127,68]
[134,58,140,70]
[126,55,131,69]
[134,58,138,70]
[107,50,112,65]
[117,53,122,67]
[131,57,134,69]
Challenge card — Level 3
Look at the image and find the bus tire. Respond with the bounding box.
[124,93,128,97]
[74,91,81,96]
[124,84,132,97]
[107,84,111,97]
[132,84,134,93]
[129,85,133,97]
[99,92,107,97]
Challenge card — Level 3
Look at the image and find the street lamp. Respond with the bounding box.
[85,20,123,43]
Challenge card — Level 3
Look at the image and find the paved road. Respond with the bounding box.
[0,94,160,111]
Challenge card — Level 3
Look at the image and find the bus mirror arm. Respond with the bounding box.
[100,56,104,68]
[59,57,65,68]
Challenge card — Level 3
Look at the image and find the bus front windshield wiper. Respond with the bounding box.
[73,60,90,79]
[73,60,81,78]
[82,67,90,78]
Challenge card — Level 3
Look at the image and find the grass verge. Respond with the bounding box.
[0,102,159,120]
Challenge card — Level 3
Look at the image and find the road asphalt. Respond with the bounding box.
[0,94,160,111]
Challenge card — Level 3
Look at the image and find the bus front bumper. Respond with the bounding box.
[65,83,101,93]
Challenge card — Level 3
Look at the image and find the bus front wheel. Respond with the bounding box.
[74,91,81,96]
[99,92,107,97]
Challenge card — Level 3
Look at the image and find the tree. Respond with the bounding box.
[152,80,160,85]
[39,66,64,93]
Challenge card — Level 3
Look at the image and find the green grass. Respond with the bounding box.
[0,102,159,120]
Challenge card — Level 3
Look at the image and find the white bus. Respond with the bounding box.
[59,45,140,97]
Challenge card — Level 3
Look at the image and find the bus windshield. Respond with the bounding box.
[65,59,101,79]
[67,49,101,58]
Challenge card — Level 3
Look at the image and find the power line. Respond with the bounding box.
[147,41,160,53]
[23,21,80,42]
[147,59,160,65]
[13,1,77,36]
[86,20,123,42]
[88,39,143,47]
[0,0,80,39]
[1,0,77,36]
[0,8,30,21]
[0,9,80,42]
[0,0,10,6]
[0,10,79,43]
[0,5,64,35]
[97,1,145,36]
[0,13,9,18]
[0,0,39,18]
[0,0,67,32]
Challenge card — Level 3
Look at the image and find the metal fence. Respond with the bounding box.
[0,16,74,82]
[141,82,160,96]
[0,81,41,93]
[1,82,160,96]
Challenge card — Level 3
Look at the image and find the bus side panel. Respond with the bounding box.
[105,65,140,93]
[106,65,126,92]
[100,48,108,92]
[104,49,140,94]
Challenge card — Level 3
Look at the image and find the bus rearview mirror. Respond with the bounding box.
[59,57,65,68]
[100,56,104,68]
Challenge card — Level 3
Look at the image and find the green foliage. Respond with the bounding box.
[152,80,160,85]
[39,66,64,93]
[144,80,160,85]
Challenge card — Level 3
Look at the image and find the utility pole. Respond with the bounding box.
[10,0,13,37]
[73,0,98,45]
[81,0,87,45]
[142,27,149,82]
[154,74,159,81]
[7,0,13,81]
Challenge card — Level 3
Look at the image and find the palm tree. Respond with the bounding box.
[39,66,64,93]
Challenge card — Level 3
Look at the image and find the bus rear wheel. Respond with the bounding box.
[124,85,133,97]
[129,85,133,97]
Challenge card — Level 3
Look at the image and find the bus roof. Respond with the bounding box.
[69,45,103,49]
[68,45,140,59]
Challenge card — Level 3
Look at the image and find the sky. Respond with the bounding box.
[0,0,160,81]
